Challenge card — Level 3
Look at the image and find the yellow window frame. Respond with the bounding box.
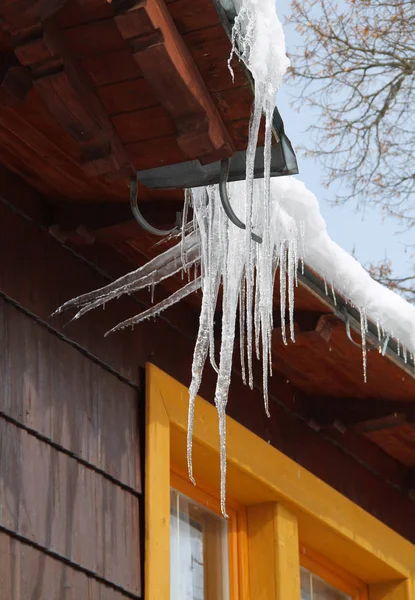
[171,470,249,599]
[145,363,415,600]
[300,545,368,599]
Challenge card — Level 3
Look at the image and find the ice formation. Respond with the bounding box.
[55,0,415,514]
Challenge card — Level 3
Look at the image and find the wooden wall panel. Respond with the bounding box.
[0,418,141,596]
[0,195,142,385]
[0,299,141,492]
[82,50,143,87]
[0,532,131,600]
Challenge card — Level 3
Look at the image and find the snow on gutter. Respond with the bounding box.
[272,177,415,376]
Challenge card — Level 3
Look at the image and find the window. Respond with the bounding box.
[146,364,415,600]
[301,567,351,600]
[170,486,229,599]
[300,547,367,600]
[170,471,247,600]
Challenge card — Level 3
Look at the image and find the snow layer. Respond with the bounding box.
[283,178,415,348]
[257,176,415,351]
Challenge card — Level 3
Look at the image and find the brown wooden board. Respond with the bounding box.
[0,532,134,600]
[367,425,415,468]
[112,106,176,145]
[56,0,114,29]
[0,300,141,492]
[167,0,222,33]
[62,20,127,59]
[97,78,157,116]
[0,417,141,595]
[0,194,141,382]
[81,50,143,87]
[127,135,187,171]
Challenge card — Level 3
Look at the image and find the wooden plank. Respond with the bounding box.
[0,123,79,199]
[127,134,187,170]
[0,0,68,29]
[0,105,97,197]
[62,19,127,59]
[0,133,65,199]
[0,197,142,383]
[0,299,141,491]
[145,366,170,600]
[114,0,234,162]
[183,24,232,63]
[97,77,157,115]
[0,52,32,105]
[226,117,266,151]
[81,50,143,87]
[0,90,127,201]
[198,54,248,93]
[11,19,133,178]
[167,0,221,33]
[56,0,114,28]
[213,86,254,122]
[0,417,141,595]
[273,504,301,600]
[300,397,415,431]
[0,531,133,600]
[112,105,176,144]
[246,503,300,600]
[367,426,415,468]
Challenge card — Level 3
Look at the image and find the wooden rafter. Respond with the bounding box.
[302,395,415,432]
[113,0,235,163]
[0,0,135,179]
[48,199,184,244]
[0,52,32,105]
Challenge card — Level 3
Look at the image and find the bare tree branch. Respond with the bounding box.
[287,0,415,215]
[287,0,415,298]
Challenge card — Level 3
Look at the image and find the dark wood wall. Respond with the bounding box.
[0,188,143,597]
[2,165,415,600]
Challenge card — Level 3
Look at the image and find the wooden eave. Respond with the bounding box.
[0,0,259,203]
[2,0,415,497]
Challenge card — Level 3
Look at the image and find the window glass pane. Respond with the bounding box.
[300,567,351,600]
[170,488,229,600]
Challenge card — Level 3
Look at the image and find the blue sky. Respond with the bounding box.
[277,6,412,280]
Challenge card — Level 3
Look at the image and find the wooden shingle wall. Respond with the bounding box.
[0,188,143,598]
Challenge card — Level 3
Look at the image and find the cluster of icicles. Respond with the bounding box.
[56,0,293,514]
[54,0,414,515]
[56,179,303,515]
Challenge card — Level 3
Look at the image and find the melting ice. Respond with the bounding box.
[55,0,415,515]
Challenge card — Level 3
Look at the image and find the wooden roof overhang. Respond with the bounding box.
[2,0,415,500]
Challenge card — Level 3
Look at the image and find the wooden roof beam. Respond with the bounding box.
[0,5,134,179]
[48,199,184,244]
[113,0,235,163]
[301,395,415,433]
[0,52,32,105]
[0,0,68,28]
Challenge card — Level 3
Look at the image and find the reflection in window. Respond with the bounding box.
[301,566,351,600]
[170,488,229,600]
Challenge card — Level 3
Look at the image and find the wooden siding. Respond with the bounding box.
[0,532,132,600]
[0,199,143,596]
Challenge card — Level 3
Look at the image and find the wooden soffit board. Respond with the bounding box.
[0,0,256,201]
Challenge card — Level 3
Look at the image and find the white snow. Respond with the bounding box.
[56,0,415,515]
